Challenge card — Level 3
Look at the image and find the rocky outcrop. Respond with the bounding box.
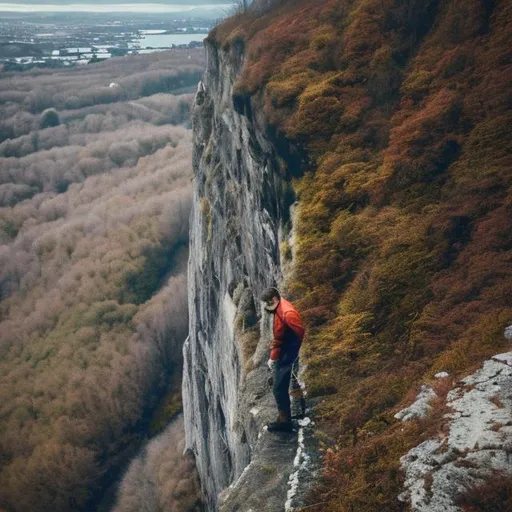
[394,385,438,422]
[182,38,315,511]
[398,335,512,511]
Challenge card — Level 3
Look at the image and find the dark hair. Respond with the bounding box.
[260,286,280,302]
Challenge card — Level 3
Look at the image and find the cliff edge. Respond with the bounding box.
[182,37,317,511]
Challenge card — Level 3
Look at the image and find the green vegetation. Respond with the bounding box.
[214,0,512,509]
[200,196,213,244]
[237,326,260,375]
[39,108,60,129]
[149,388,184,436]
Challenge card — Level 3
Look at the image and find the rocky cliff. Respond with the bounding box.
[183,0,512,509]
[182,38,315,511]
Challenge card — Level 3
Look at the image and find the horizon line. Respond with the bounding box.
[0,2,233,13]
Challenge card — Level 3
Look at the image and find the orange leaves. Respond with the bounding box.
[432,0,495,45]
[380,88,465,201]
[318,160,376,212]
[301,305,336,328]
[456,473,512,511]
[387,87,461,161]
[449,115,511,197]
[265,71,312,109]
[231,1,327,93]
[292,95,344,140]
[402,69,435,100]
[2,440,98,512]
[410,197,512,363]
[310,26,338,52]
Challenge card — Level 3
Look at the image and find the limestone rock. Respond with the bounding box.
[394,385,437,421]
[399,351,512,511]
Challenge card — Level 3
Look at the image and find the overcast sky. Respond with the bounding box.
[2,0,235,3]
[0,1,236,12]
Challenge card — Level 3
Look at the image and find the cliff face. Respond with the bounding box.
[182,39,313,511]
[184,0,512,509]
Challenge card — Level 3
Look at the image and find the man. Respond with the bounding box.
[260,286,305,433]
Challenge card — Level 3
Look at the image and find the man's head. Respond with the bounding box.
[260,287,280,312]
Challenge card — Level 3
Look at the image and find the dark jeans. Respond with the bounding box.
[273,359,299,420]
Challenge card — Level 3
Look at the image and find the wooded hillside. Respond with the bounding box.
[0,51,203,512]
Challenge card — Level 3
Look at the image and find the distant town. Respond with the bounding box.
[0,9,224,70]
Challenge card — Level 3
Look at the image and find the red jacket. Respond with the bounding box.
[270,298,305,362]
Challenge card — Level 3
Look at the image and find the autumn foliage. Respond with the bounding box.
[0,52,201,512]
[214,0,512,509]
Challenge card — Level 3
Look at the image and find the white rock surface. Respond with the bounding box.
[285,424,312,512]
[399,351,512,511]
[394,385,437,421]
[493,352,512,366]
[447,358,512,451]
[435,371,450,378]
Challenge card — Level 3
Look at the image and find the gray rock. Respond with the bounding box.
[237,287,258,328]
[395,385,437,421]
[493,351,512,366]
[183,38,317,511]
[399,352,512,511]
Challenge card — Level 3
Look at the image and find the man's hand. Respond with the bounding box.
[267,358,277,371]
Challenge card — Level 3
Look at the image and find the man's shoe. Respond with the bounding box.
[266,409,294,433]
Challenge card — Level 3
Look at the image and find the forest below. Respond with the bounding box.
[0,50,204,511]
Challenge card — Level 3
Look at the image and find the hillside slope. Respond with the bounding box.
[204,0,511,509]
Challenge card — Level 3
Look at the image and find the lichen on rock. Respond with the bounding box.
[394,385,437,422]
[399,348,512,511]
